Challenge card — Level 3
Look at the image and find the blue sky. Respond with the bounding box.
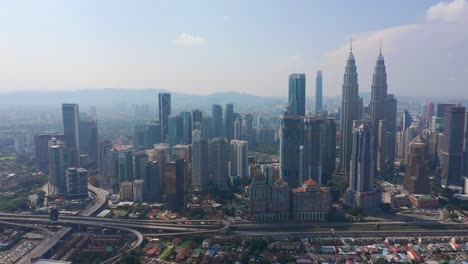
[0,0,467,97]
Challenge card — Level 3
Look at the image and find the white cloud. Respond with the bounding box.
[174,32,206,47]
[321,0,468,98]
[426,0,468,22]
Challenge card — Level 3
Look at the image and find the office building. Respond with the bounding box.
[344,122,378,211]
[202,116,212,140]
[249,176,290,221]
[241,113,254,144]
[191,109,203,132]
[49,139,66,195]
[279,112,303,188]
[315,70,323,115]
[212,104,223,138]
[146,121,162,149]
[291,179,331,221]
[78,118,98,167]
[134,151,148,180]
[134,125,148,152]
[121,182,133,201]
[158,93,171,143]
[35,133,64,171]
[168,114,180,155]
[224,104,234,140]
[441,106,466,186]
[65,167,88,198]
[143,161,163,203]
[288,73,306,116]
[132,179,144,202]
[179,111,192,144]
[254,128,275,146]
[98,140,112,178]
[62,103,80,167]
[208,137,229,188]
[234,116,242,140]
[172,144,190,161]
[321,118,337,184]
[154,143,169,187]
[404,135,431,194]
[340,47,360,181]
[166,159,186,212]
[118,147,134,183]
[436,103,456,118]
[192,138,209,189]
[230,140,249,179]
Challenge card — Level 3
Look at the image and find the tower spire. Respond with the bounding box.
[350,38,353,52]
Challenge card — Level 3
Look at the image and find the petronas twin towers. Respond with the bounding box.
[341,45,397,187]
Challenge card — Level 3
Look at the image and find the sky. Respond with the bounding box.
[0,0,467,97]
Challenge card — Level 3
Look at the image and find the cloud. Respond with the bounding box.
[426,0,468,22]
[321,0,468,98]
[174,32,206,47]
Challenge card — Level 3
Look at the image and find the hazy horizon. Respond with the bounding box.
[0,0,467,97]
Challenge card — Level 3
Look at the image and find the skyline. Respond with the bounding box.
[0,0,467,97]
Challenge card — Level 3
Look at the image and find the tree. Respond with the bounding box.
[380,203,392,212]
[348,206,363,217]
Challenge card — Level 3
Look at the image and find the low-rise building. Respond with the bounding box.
[409,194,438,208]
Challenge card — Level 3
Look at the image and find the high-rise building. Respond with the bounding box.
[143,161,162,203]
[121,181,133,201]
[241,113,254,144]
[279,112,303,188]
[118,147,134,183]
[132,179,144,202]
[208,137,229,188]
[230,140,249,179]
[158,93,171,143]
[340,47,360,181]
[224,104,234,140]
[202,116,212,141]
[35,133,64,171]
[464,111,468,177]
[401,110,412,131]
[166,159,186,212]
[79,118,98,167]
[192,139,209,189]
[369,49,397,174]
[404,135,431,194]
[315,71,323,115]
[98,140,112,178]
[288,73,306,116]
[146,121,162,149]
[134,125,148,152]
[441,106,466,186]
[168,114,180,157]
[172,144,190,161]
[212,104,223,138]
[234,116,242,140]
[65,167,88,198]
[436,103,455,118]
[321,118,337,184]
[179,111,192,144]
[134,151,148,180]
[49,139,66,195]
[62,103,80,167]
[249,176,290,221]
[302,118,323,184]
[191,109,203,132]
[154,143,169,187]
[345,122,378,211]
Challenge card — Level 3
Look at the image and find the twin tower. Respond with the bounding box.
[341,45,397,211]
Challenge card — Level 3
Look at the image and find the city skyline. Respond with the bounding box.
[0,0,467,97]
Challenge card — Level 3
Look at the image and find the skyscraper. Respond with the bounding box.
[179,111,192,144]
[321,118,337,184]
[345,122,378,211]
[208,137,229,188]
[340,47,360,180]
[166,159,186,212]
[441,106,466,186]
[65,167,88,198]
[146,121,162,149]
[288,73,306,116]
[315,71,323,115]
[242,113,254,144]
[404,135,431,194]
[158,93,171,143]
[302,118,323,184]
[118,147,134,183]
[49,139,66,195]
[134,125,148,152]
[224,104,234,140]
[134,151,148,180]
[98,140,112,178]
[62,103,80,167]
[279,111,304,188]
[202,116,212,141]
[191,109,203,132]
[143,161,162,202]
[168,114,180,157]
[79,118,98,167]
[192,137,209,190]
[230,140,249,179]
[212,104,223,138]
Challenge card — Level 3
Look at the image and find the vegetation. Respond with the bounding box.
[159,246,174,261]
[250,144,279,155]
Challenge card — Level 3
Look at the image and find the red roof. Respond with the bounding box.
[304,178,318,186]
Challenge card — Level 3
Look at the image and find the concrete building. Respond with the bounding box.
[224,104,234,141]
[191,139,209,189]
[404,135,431,194]
[230,140,249,180]
[291,179,331,221]
[121,181,133,201]
[132,179,144,202]
[172,144,190,161]
[98,140,112,178]
[62,103,80,167]
[65,167,88,198]
[134,151,148,180]
[279,111,303,188]
[344,122,379,212]
[441,106,466,186]
[211,104,223,138]
[49,139,66,195]
[166,159,186,212]
[35,133,64,171]
[143,161,162,203]
[241,113,254,145]
[315,70,323,115]
[288,73,306,116]
[249,177,290,221]
[208,137,229,188]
